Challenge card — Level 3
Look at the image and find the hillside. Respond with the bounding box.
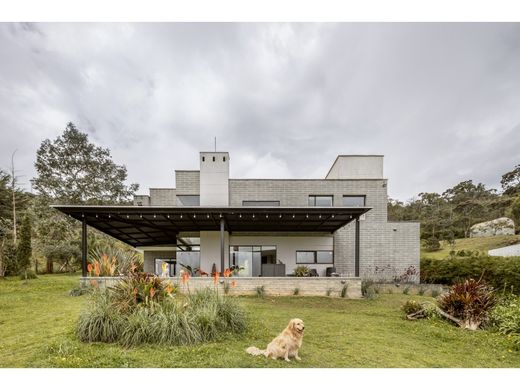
[421,234,520,260]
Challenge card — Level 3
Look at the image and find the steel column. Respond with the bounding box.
[355,217,360,277]
[220,217,225,273]
[82,218,87,277]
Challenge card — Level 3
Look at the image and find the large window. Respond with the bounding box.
[230,245,277,277]
[242,200,280,206]
[176,195,200,206]
[308,195,333,207]
[154,259,175,277]
[296,250,333,264]
[343,195,366,207]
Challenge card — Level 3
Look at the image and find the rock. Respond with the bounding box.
[470,217,515,238]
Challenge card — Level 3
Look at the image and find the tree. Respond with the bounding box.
[15,213,32,278]
[33,122,139,204]
[501,164,520,196]
[511,197,520,229]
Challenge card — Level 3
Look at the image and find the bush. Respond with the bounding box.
[489,296,520,348]
[255,285,266,298]
[340,284,348,298]
[437,279,497,330]
[293,266,310,277]
[401,299,423,315]
[421,255,520,291]
[19,269,37,280]
[424,237,441,252]
[293,287,300,296]
[77,285,247,347]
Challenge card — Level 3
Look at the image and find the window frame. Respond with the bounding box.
[342,195,366,207]
[154,258,176,277]
[176,195,200,206]
[295,250,334,264]
[308,195,334,207]
[242,200,281,207]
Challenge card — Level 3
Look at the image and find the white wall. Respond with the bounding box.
[230,234,334,276]
[200,231,229,273]
[199,152,229,206]
[326,155,384,179]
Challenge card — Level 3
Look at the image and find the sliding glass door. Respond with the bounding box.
[230,246,276,277]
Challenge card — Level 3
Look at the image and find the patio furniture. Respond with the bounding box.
[309,268,319,277]
[326,267,336,277]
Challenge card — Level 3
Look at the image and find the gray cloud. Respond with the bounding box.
[1,23,519,200]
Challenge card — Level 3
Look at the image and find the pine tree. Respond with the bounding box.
[16,213,32,278]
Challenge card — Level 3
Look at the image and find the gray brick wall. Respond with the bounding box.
[229,179,419,281]
[149,189,176,206]
[133,195,150,206]
[175,170,200,195]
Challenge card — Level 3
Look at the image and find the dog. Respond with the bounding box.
[246,318,305,362]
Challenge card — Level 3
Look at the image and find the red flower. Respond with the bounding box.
[212,272,220,285]
[150,287,155,298]
[87,263,92,273]
[223,268,232,278]
[181,272,190,284]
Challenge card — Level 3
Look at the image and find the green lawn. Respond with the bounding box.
[0,274,518,367]
[421,234,520,260]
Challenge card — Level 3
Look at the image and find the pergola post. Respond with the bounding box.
[355,217,360,277]
[82,218,87,277]
[220,217,225,273]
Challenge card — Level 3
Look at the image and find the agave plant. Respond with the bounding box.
[437,278,497,330]
[89,245,143,276]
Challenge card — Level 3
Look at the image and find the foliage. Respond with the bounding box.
[361,279,378,299]
[33,122,138,205]
[421,255,520,291]
[293,287,300,296]
[437,279,497,330]
[108,272,176,313]
[77,283,247,347]
[424,237,441,252]
[402,285,410,295]
[489,296,520,348]
[326,288,333,297]
[501,164,520,196]
[42,241,81,273]
[15,213,32,274]
[418,285,427,296]
[88,245,142,277]
[69,285,93,297]
[510,196,520,228]
[19,269,37,280]
[255,285,266,298]
[401,299,423,315]
[293,265,310,277]
[340,284,348,298]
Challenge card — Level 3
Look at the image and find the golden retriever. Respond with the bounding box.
[246,318,305,362]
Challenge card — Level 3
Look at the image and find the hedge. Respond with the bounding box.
[421,256,520,292]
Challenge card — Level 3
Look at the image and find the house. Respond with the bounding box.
[53,151,420,284]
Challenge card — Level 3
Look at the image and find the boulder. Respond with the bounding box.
[470,217,515,238]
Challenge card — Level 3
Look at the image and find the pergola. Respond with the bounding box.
[52,205,371,277]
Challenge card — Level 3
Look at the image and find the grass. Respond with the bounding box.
[421,234,520,260]
[1,274,519,367]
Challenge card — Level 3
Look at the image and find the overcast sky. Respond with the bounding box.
[1,23,519,201]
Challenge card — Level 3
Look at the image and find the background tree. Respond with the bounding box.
[15,213,32,278]
[501,164,520,196]
[510,197,520,230]
[33,122,138,204]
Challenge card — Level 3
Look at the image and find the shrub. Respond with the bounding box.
[421,255,520,291]
[418,285,427,296]
[89,246,143,277]
[361,279,377,299]
[293,287,300,296]
[431,288,441,298]
[424,237,441,252]
[489,296,520,348]
[69,286,93,296]
[19,269,37,280]
[326,288,333,297]
[401,299,423,315]
[77,285,246,347]
[437,279,497,330]
[340,284,348,298]
[403,285,410,295]
[223,281,231,294]
[294,266,310,277]
[255,285,266,298]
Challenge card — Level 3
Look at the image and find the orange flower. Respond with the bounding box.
[90,280,98,288]
[165,284,174,294]
[149,287,155,298]
[87,263,92,273]
[212,272,220,285]
[231,281,237,288]
[223,268,232,278]
[181,272,190,284]
[133,287,138,297]
[93,262,100,277]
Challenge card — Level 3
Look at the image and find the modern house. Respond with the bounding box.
[54,151,420,284]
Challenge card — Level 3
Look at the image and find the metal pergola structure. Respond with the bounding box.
[52,205,371,278]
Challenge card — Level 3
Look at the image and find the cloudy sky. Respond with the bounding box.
[1,23,519,201]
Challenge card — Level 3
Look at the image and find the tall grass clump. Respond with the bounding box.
[76,274,247,347]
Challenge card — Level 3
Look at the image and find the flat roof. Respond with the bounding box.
[52,205,370,247]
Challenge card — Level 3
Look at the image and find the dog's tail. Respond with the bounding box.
[246,346,267,357]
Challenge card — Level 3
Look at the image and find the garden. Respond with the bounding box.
[1,272,520,368]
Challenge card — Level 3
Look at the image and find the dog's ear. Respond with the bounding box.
[289,319,297,330]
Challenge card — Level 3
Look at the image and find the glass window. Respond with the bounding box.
[308,195,333,207]
[343,195,366,207]
[176,251,200,276]
[316,251,333,264]
[242,200,280,206]
[296,251,316,264]
[176,195,200,206]
[155,259,175,277]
